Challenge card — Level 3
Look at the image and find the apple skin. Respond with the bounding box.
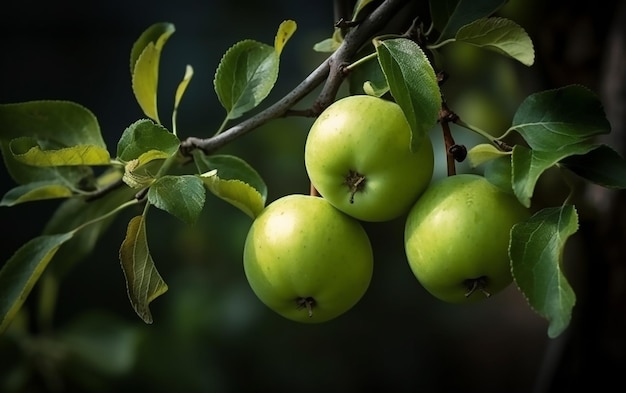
[404,174,530,303]
[243,194,374,323]
[304,95,434,222]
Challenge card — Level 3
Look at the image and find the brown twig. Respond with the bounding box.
[439,101,460,176]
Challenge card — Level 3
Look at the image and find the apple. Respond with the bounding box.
[243,194,373,322]
[404,174,530,303]
[304,95,434,222]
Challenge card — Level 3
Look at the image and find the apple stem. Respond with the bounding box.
[296,297,316,318]
[310,182,320,197]
[344,170,366,204]
[464,277,491,299]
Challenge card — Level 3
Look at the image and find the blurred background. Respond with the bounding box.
[1,0,624,392]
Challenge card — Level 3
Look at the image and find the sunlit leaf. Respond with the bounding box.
[430,0,508,43]
[130,23,176,75]
[511,143,599,207]
[313,29,343,53]
[193,152,267,201]
[130,23,176,124]
[10,137,110,166]
[0,141,96,188]
[0,101,105,186]
[199,172,264,219]
[467,143,511,167]
[0,182,73,206]
[0,233,74,334]
[119,215,168,324]
[510,205,578,338]
[376,38,441,152]
[561,144,626,189]
[173,65,194,114]
[148,175,206,225]
[349,53,389,97]
[122,159,156,189]
[121,149,171,189]
[508,85,611,151]
[455,17,534,66]
[274,20,297,56]
[117,119,179,162]
[363,80,390,98]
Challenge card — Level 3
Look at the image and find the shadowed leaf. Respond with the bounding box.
[510,205,578,338]
[376,38,441,152]
[0,233,74,333]
[119,216,168,324]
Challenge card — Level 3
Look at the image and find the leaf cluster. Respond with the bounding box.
[1,0,625,341]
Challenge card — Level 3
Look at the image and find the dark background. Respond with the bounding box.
[1,0,624,392]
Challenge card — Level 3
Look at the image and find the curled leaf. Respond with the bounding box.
[10,137,110,166]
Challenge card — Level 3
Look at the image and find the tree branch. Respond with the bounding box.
[180,0,410,156]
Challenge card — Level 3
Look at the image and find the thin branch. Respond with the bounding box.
[316,0,409,112]
[180,59,330,155]
[180,0,410,156]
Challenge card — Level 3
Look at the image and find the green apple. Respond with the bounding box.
[243,194,373,322]
[404,174,530,303]
[304,95,434,222]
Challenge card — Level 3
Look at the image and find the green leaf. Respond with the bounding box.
[430,0,508,44]
[0,141,96,189]
[467,143,511,167]
[214,41,277,120]
[194,152,267,201]
[0,233,74,334]
[0,101,106,147]
[119,215,168,324]
[510,205,578,338]
[0,181,73,206]
[313,28,343,53]
[116,119,179,162]
[455,17,534,66]
[148,175,206,225]
[484,155,514,194]
[199,173,264,219]
[0,101,106,186]
[130,23,176,124]
[121,150,170,189]
[561,144,626,189]
[512,143,599,207]
[194,152,267,218]
[214,20,296,120]
[508,85,611,151]
[376,38,441,152]
[348,54,389,97]
[9,137,110,166]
